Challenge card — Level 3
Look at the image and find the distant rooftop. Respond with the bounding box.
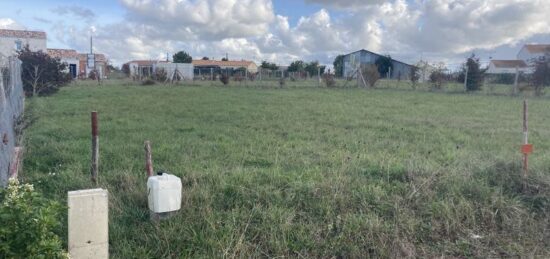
[192,59,256,67]
[523,44,550,54]
[47,49,79,59]
[490,60,528,68]
[0,29,46,39]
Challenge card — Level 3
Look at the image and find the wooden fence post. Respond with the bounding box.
[91,111,99,184]
[144,141,153,177]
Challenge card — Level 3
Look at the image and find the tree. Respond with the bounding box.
[287,60,305,72]
[17,46,71,97]
[359,64,380,88]
[261,61,278,70]
[304,61,325,77]
[121,63,130,77]
[333,55,345,77]
[429,70,447,90]
[172,51,192,63]
[202,57,210,60]
[375,55,393,78]
[410,66,420,89]
[221,57,229,61]
[463,54,484,91]
[532,50,550,96]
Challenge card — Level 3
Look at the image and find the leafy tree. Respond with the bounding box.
[261,61,278,70]
[463,54,484,91]
[410,66,420,89]
[375,55,393,77]
[333,55,345,77]
[121,63,130,77]
[532,53,550,96]
[287,60,305,72]
[17,46,71,97]
[172,51,192,63]
[429,70,447,90]
[221,57,229,61]
[202,57,210,60]
[304,61,325,76]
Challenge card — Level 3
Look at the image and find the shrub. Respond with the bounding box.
[141,78,156,85]
[323,73,336,88]
[532,59,550,96]
[220,73,230,85]
[410,66,420,89]
[0,178,67,258]
[279,77,286,88]
[429,70,447,90]
[463,54,484,91]
[88,70,99,80]
[360,64,380,88]
[18,46,72,97]
[155,68,167,82]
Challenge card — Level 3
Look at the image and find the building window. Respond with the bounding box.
[14,40,22,51]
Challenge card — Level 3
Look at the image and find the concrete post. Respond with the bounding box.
[68,189,109,259]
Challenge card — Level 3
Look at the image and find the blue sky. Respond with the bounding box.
[1,0,549,67]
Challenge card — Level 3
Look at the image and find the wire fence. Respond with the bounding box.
[0,55,24,187]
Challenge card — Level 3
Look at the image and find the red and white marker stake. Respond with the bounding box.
[521,100,533,188]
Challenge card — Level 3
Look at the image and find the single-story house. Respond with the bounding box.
[79,53,108,79]
[192,59,258,74]
[0,29,47,57]
[47,48,80,78]
[517,44,550,64]
[125,60,166,79]
[342,49,414,80]
[486,60,532,74]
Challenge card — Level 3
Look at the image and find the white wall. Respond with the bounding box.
[0,37,47,57]
[486,63,532,74]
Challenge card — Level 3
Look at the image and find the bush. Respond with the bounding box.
[18,46,72,97]
[463,54,484,91]
[141,78,156,85]
[155,68,167,82]
[0,178,67,258]
[323,73,336,88]
[410,66,420,89]
[88,70,99,80]
[360,64,380,88]
[220,73,230,85]
[279,77,286,88]
[532,59,550,96]
[429,70,447,90]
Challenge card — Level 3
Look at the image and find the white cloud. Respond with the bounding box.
[30,0,550,66]
[0,18,25,30]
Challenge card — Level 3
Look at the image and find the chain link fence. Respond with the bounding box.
[0,55,24,186]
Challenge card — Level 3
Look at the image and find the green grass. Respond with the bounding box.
[22,80,550,258]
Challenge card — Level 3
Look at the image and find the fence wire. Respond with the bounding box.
[0,55,24,186]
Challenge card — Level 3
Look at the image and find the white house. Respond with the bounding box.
[517,44,550,64]
[486,60,532,74]
[0,29,47,57]
[47,49,80,78]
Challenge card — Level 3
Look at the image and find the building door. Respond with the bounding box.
[69,64,77,79]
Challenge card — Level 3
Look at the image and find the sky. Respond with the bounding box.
[1,0,549,68]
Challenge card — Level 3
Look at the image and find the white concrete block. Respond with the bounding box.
[68,189,109,259]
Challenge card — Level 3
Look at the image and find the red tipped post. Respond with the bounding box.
[91,111,99,184]
[145,141,153,177]
[521,100,532,190]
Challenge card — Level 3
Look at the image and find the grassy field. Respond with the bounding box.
[22,80,549,258]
